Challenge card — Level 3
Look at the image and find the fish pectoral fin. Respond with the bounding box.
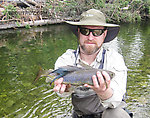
[59,66,79,72]
[49,74,64,86]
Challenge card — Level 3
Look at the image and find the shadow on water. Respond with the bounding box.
[0,21,149,117]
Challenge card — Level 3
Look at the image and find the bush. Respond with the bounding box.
[1,0,149,23]
[3,4,20,20]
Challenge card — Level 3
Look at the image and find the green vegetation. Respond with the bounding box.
[25,24,31,29]
[2,4,20,20]
[45,0,150,23]
[0,0,150,24]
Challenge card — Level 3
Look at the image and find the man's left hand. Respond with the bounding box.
[84,71,113,100]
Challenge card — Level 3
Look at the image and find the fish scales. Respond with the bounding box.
[57,68,115,86]
[62,69,96,85]
[35,65,115,86]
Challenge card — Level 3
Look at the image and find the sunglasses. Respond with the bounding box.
[79,27,107,37]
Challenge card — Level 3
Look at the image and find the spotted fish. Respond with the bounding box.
[35,65,115,86]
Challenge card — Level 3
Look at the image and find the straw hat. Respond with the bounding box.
[65,9,120,43]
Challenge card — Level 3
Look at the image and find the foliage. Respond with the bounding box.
[2,4,20,20]
[25,24,31,29]
[0,0,150,24]
[95,0,149,23]
[45,0,87,19]
[44,0,150,23]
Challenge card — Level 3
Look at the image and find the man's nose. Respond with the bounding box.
[88,32,94,40]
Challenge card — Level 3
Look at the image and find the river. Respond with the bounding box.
[0,21,150,118]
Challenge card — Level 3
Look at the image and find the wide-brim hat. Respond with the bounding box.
[65,9,120,43]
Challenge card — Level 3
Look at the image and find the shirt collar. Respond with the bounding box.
[74,47,80,65]
[95,46,104,63]
[74,45,104,66]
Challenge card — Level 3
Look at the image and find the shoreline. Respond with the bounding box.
[0,19,65,30]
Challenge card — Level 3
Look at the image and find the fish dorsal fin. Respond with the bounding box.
[59,65,82,72]
[50,65,82,77]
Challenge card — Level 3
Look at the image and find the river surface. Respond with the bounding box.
[0,21,150,118]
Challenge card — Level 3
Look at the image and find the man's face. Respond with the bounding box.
[78,26,107,55]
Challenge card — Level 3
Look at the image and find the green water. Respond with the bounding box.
[0,22,149,118]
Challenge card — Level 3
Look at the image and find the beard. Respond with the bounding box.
[80,40,101,55]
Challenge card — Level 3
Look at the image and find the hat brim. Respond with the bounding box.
[67,23,120,43]
[65,20,119,27]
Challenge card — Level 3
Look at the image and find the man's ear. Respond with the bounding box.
[77,27,80,33]
[104,29,107,37]
[77,28,80,37]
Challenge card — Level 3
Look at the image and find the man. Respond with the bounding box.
[53,9,131,118]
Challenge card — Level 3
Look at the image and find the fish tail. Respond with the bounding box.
[33,67,44,84]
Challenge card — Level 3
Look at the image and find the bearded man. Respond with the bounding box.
[53,9,132,118]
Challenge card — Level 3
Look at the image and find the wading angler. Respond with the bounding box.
[52,9,133,118]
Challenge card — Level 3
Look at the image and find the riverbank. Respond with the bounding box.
[0,0,150,30]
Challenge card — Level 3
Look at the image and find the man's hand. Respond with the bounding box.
[85,71,113,100]
[53,78,71,94]
[53,78,66,94]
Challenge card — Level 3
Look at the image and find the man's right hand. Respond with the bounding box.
[53,78,67,94]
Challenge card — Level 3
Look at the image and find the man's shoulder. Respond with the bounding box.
[105,47,123,58]
[105,47,127,70]
[64,49,76,54]
[54,49,76,69]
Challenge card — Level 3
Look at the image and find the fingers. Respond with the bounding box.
[102,71,110,81]
[53,78,67,94]
[97,71,110,87]
[97,71,105,87]
[53,83,62,92]
[92,71,106,88]
[59,84,67,94]
[84,73,101,88]
[85,71,111,92]
[102,71,111,88]
[54,77,63,85]
[84,71,113,100]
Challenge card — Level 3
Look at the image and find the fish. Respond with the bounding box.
[34,65,115,86]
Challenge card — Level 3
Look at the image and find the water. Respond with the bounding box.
[0,21,149,118]
[118,21,150,118]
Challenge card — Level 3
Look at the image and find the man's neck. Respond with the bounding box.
[80,49,100,65]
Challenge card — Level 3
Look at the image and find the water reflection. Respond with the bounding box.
[0,25,76,118]
[118,21,150,118]
[0,22,150,118]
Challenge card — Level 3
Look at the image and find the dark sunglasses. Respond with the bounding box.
[79,27,107,37]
